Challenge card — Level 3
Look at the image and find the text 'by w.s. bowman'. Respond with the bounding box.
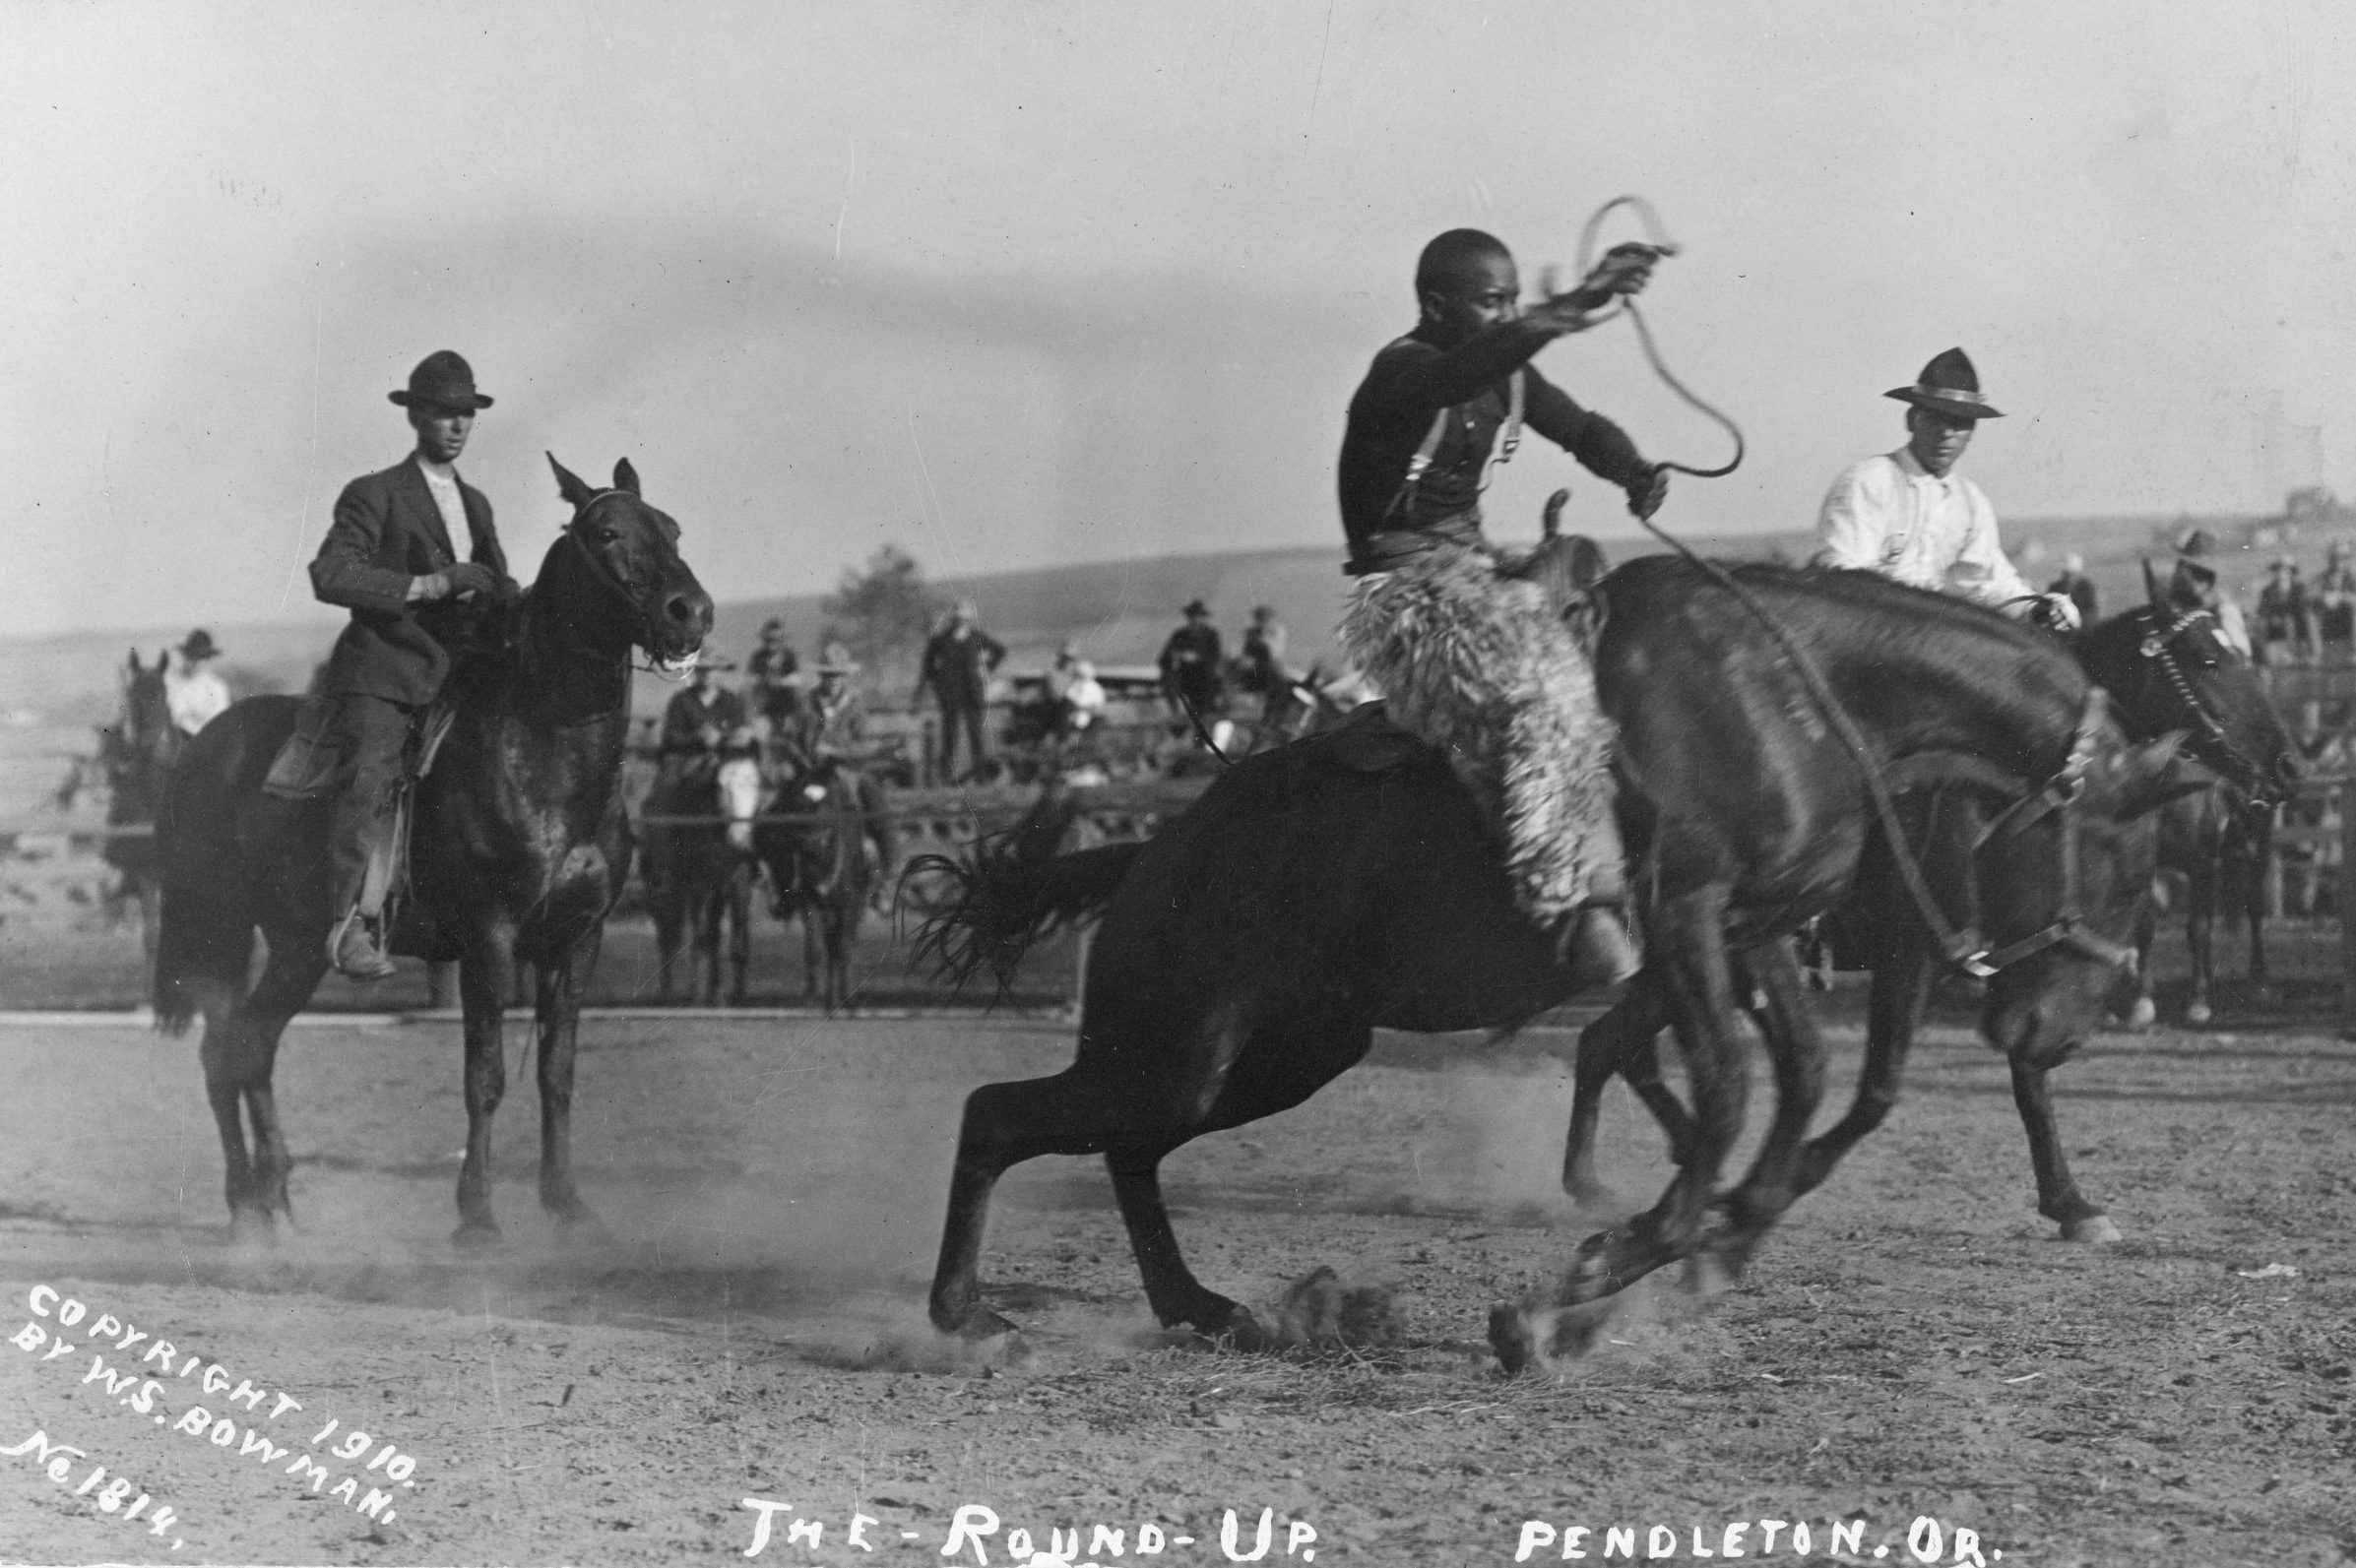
[9,1283,430,1545]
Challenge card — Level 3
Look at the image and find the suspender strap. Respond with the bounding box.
[1388,367,1526,521]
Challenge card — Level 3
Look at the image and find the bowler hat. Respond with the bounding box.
[1885,347,2003,420]
[389,350,494,412]
[178,628,220,660]
[1182,598,1210,617]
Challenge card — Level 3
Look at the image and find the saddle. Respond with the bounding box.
[264,695,461,937]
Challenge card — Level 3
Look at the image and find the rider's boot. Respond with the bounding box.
[330,907,397,981]
[1559,905,1641,989]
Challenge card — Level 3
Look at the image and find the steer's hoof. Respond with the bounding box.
[2061,1214,2123,1244]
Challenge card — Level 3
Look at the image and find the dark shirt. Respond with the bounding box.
[774,689,866,776]
[2257,578,2308,640]
[659,685,747,757]
[1337,329,1650,555]
[1159,623,1225,708]
[920,627,1005,709]
[310,458,509,704]
[746,642,801,724]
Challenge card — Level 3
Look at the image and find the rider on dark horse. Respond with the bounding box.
[657,650,747,793]
[311,351,519,979]
[773,649,897,878]
[1337,227,1667,984]
[1813,346,2080,634]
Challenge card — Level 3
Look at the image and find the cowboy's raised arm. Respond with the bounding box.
[1384,248,1662,409]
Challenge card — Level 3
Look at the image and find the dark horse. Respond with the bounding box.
[754,759,875,1014]
[153,457,712,1238]
[80,651,181,963]
[640,757,759,1006]
[2090,577,2294,1027]
[918,559,2193,1367]
[1561,577,2296,1248]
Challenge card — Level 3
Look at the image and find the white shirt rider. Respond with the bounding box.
[1813,351,2077,630]
[164,659,231,735]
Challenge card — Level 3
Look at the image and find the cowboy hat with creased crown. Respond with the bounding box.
[1885,347,2003,420]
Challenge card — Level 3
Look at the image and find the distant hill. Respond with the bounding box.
[0,509,2271,768]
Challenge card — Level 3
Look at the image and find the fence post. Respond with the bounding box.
[2341,780,2356,1034]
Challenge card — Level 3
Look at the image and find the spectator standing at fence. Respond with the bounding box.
[2046,554,2099,628]
[918,600,1005,783]
[163,629,233,736]
[2314,541,2356,660]
[746,617,801,729]
[2255,556,2315,666]
[1159,599,1226,722]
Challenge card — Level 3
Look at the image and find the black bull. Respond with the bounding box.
[918,559,2202,1370]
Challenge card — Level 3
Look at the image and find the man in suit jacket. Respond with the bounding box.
[310,350,517,978]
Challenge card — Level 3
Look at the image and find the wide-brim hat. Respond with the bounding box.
[178,629,220,660]
[389,349,494,411]
[815,659,860,676]
[688,649,736,672]
[1181,598,1210,616]
[1885,346,2003,420]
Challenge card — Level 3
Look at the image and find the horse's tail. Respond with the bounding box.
[908,792,1143,993]
[149,762,256,1036]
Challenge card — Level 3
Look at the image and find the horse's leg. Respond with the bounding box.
[2185,865,2215,1025]
[1792,949,1934,1197]
[137,880,162,970]
[652,888,681,1004]
[2012,1057,2118,1242]
[235,941,331,1224]
[196,988,262,1232]
[2243,819,2272,993]
[1496,892,1750,1370]
[2125,900,2158,1030]
[454,925,517,1243]
[693,876,722,1008]
[1104,1142,1271,1345]
[1697,939,1830,1283]
[800,900,822,1006]
[1560,970,1679,1206]
[536,928,603,1229]
[726,865,751,1007]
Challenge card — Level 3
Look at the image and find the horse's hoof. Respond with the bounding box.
[452,1220,502,1249]
[2186,1000,2213,1026]
[1563,1176,1621,1212]
[2125,997,2156,1030]
[1488,1301,1547,1376]
[944,1307,1022,1344]
[546,1202,611,1242]
[2060,1214,2123,1244]
[1208,1305,1276,1354]
[1682,1246,1740,1297]
[228,1209,278,1247]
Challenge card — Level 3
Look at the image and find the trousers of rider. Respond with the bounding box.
[936,702,987,781]
[326,693,414,920]
[856,772,898,870]
[1340,538,1626,923]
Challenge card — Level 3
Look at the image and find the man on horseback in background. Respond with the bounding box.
[775,647,897,883]
[310,351,517,979]
[162,629,231,736]
[658,650,747,788]
[1337,227,1667,982]
[1814,348,2079,632]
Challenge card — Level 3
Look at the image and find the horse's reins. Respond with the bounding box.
[2133,605,2280,807]
[1966,687,2141,974]
[1576,196,2129,976]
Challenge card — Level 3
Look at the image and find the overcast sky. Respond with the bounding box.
[6,1,2351,639]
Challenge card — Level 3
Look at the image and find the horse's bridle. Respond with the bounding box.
[2132,604,2279,807]
[1957,687,2141,977]
[562,491,695,678]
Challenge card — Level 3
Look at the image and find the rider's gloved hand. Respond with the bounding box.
[1625,466,1670,522]
[2029,593,2083,633]
[443,562,501,598]
[489,573,524,607]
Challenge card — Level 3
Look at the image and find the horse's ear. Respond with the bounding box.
[125,650,142,676]
[1542,487,1571,539]
[547,453,595,509]
[1565,534,1610,592]
[611,459,641,497]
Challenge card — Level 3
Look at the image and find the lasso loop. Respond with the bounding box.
[1568,195,1745,480]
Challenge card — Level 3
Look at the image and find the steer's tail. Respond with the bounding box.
[908,792,1143,994]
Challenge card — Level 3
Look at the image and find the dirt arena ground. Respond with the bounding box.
[1,995,2351,1568]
